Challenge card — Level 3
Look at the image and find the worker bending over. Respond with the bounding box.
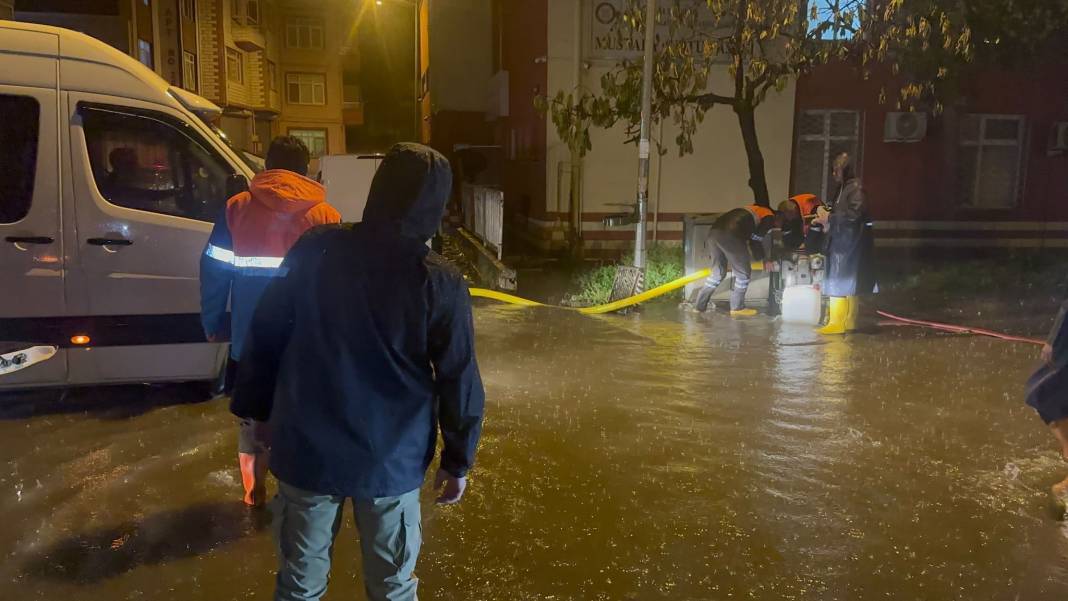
[778,193,825,252]
[693,204,777,316]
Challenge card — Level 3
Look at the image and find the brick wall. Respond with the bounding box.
[197,0,221,102]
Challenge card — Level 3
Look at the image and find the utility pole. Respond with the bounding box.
[633,0,656,270]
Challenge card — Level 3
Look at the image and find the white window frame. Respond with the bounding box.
[286,17,325,49]
[794,109,863,201]
[226,47,244,84]
[286,72,326,106]
[247,0,260,25]
[137,39,153,69]
[267,60,278,92]
[958,114,1026,209]
[182,51,198,92]
[181,0,195,20]
[288,128,328,158]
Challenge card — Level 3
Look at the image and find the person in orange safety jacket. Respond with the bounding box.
[199,135,341,506]
[777,193,825,252]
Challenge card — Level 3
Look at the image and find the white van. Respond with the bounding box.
[0,21,258,388]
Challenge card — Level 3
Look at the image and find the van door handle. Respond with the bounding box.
[5,236,54,245]
[87,237,133,246]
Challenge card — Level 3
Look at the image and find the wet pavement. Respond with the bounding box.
[2,302,1067,600]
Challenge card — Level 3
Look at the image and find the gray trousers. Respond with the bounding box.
[273,481,422,601]
[696,230,752,312]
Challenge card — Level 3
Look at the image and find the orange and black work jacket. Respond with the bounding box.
[712,204,777,261]
[783,193,823,250]
[199,169,341,359]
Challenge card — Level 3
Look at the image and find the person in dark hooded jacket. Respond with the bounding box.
[812,152,876,334]
[231,143,484,601]
[1026,297,1068,508]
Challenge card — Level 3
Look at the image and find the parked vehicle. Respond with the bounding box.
[0,21,256,388]
[318,154,383,221]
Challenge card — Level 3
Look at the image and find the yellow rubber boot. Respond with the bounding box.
[844,296,859,332]
[817,296,849,335]
[730,308,758,317]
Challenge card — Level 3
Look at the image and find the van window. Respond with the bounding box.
[0,95,41,224]
[81,105,233,222]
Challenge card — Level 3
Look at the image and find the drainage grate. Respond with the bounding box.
[609,266,645,307]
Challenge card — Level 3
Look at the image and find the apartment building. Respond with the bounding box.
[13,0,356,164]
[199,0,353,161]
[14,0,201,93]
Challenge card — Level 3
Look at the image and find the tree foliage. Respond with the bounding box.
[538,0,1067,206]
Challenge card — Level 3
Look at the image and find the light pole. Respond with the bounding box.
[633,0,656,271]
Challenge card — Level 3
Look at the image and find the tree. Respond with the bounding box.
[540,0,1065,208]
[542,0,874,207]
[856,0,1068,110]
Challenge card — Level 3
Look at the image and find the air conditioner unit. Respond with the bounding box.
[884,112,928,143]
[1049,122,1068,154]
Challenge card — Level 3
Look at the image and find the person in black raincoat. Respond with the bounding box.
[231,143,484,601]
[813,153,876,334]
[1026,297,1068,505]
[690,204,777,317]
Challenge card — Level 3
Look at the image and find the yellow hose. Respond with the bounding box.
[469,268,711,314]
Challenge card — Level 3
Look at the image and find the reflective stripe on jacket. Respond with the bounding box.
[199,169,341,359]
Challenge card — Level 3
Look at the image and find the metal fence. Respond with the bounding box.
[462,184,504,260]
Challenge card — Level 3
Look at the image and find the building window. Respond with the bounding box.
[267,60,278,92]
[958,114,1025,209]
[289,128,328,158]
[0,94,40,224]
[182,51,198,92]
[81,104,233,223]
[136,39,153,69]
[247,0,260,25]
[181,0,195,20]
[226,48,244,84]
[231,0,242,23]
[286,17,325,49]
[286,73,326,105]
[793,110,862,202]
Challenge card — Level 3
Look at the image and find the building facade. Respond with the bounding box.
[794,59,1068,248]
[14,0,354,166]
[15,0,201,94]
[489,0,797,255]
[199,0,351,162]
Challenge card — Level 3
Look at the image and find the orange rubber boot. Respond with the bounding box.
[239,452,268,507]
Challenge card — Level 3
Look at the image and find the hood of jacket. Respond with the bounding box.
[248,169,327,214]
[362,143,452,242]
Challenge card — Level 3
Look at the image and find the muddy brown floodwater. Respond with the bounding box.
[2,303,1067,600]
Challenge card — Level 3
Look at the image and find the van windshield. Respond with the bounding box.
[208,124,264,173]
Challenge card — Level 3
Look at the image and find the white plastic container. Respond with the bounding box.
[781,285,823,325]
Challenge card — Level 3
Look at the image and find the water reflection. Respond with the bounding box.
[1,306,1066,599]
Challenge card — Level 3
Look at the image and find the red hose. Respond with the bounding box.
[876,310,1045,345]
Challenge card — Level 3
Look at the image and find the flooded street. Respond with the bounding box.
[3,302,1068,600]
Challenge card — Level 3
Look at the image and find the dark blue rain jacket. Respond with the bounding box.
[824,178,877,297]
[231,143,485,499]
[1026,299,1068,424]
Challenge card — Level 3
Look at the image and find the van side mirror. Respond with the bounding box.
[226,173,249,198]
